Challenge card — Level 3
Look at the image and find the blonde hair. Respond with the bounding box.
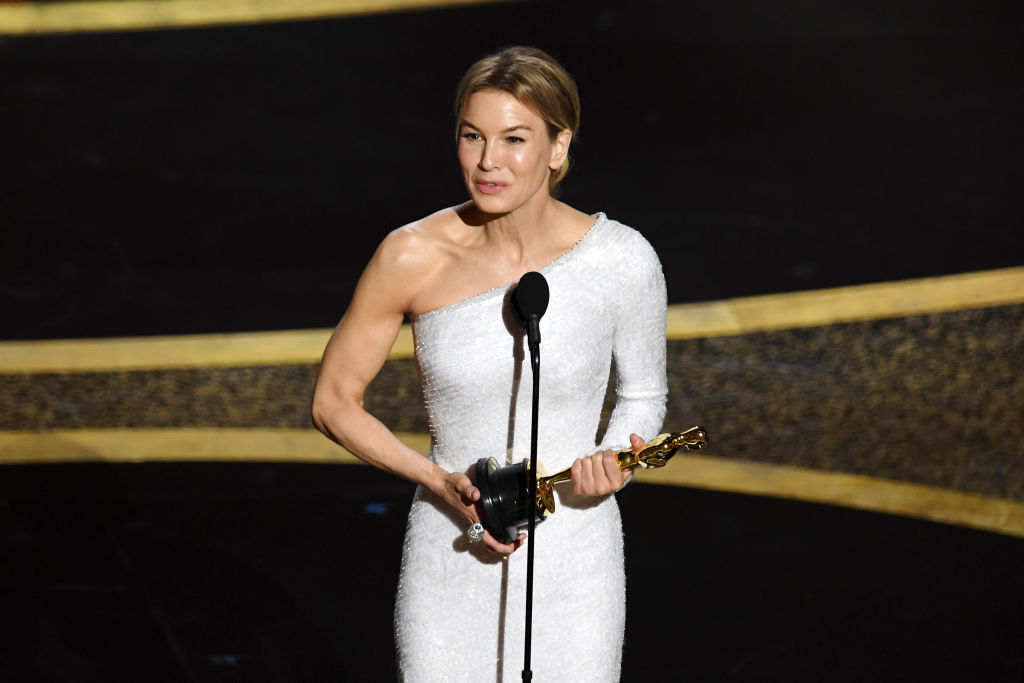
[454,46,581,190]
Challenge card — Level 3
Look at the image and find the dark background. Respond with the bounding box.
[2,3,1024,680]
[2,0,1022,340]
[2,462,1023,681]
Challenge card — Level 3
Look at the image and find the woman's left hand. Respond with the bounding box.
[570,433,646,496]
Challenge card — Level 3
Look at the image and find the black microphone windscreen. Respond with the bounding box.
[512,271,549,324]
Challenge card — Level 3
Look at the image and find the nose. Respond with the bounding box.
[479,141,499,170]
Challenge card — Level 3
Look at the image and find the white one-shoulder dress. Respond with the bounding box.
[395,214,667,682]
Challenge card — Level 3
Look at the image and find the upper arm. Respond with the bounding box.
[312,228,437,419]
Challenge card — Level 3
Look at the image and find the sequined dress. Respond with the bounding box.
[395,213,667,682]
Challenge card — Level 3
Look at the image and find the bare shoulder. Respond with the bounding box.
[372,207,463,273]
[357,206,468,313]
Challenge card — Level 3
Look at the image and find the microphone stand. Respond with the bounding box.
[522,315,541,682]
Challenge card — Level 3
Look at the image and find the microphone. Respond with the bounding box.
[511,271,549,366]
[510,270,549,682]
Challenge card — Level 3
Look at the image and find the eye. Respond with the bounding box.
[461,132,482,142]
[506,136,525,144]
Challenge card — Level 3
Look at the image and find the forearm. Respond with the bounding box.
[313,397,447,494]
[313,394,520,552]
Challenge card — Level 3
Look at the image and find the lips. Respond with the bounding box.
[474,179,508,195]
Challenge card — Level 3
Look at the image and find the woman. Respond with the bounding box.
[312,46,667,682]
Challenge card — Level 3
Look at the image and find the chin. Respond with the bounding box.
[471,193,518,216]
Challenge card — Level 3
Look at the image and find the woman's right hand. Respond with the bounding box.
[438,470,525,555]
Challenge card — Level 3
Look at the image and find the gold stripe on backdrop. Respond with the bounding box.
[0,0,514,35]
[2,427,1022,539]
[665,264,1024,339]
[0,427,425,464]
[1,266,1022,374]
[0,327,341,374]
[640,454,1024,541]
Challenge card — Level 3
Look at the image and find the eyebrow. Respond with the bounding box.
[459,121,534,134]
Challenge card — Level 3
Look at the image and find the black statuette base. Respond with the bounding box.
[474,457,540,544]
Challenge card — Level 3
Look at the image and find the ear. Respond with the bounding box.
[548,129,572,170]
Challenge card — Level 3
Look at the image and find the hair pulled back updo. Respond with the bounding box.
[454,46,581,190]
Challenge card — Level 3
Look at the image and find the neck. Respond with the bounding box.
[462,196,563,256]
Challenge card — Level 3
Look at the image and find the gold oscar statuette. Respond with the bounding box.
[475,426,710,544]
[534,426,709,517]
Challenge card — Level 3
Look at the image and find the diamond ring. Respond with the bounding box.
[466,522,484,543]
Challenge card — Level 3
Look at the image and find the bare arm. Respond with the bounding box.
[309,229,442,481]
[311,228,521,553]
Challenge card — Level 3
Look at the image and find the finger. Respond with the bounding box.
[594,451,620,494]
[452,474,480,502]
[579,456,597,494]
[483,530,517,555]
[595,455,616,494]
[630,433,645,451]
[586,453,607,492]
[571,458,583,494]
[601,451,623,489]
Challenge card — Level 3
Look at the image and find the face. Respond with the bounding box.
[457,89,570,216]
